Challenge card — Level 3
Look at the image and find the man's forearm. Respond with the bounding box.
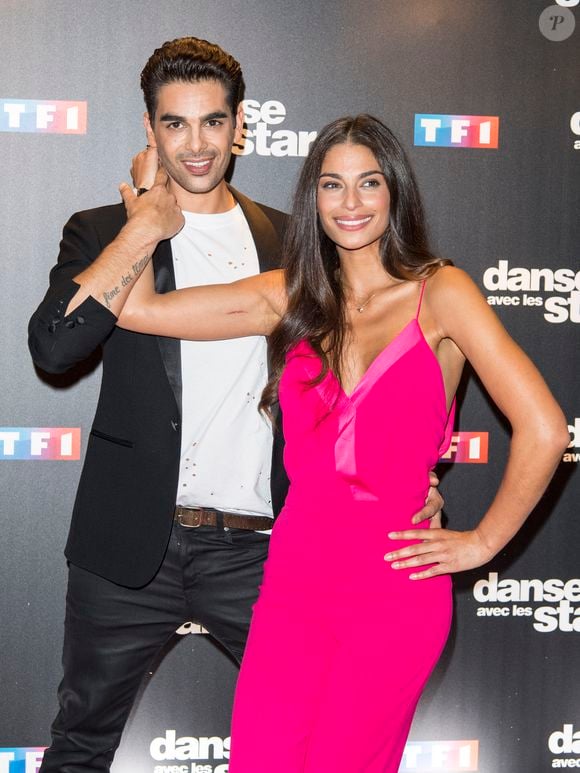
[29,208,127,374]
[28,167,183,373]
[29,212,161,375]
[65,224,157,317]
[67,169,184,317]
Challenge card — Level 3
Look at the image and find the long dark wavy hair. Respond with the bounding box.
[260,114,451,413]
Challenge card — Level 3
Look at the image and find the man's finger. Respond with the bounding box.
[152,165,169,187]
[413,502,436,523]
[119,182,136,207]
[428,470,440,486]
[429,512,443,529]
[425,487,444,508]
[412,489,443,524]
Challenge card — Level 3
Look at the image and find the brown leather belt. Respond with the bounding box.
[174,505,273,531]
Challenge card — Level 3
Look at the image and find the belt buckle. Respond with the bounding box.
[178,508,203,528]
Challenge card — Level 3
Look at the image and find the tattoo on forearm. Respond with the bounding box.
[103,286,121,308]
[132,254,149,276]
[101,253,150,308]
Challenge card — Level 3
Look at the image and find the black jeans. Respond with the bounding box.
[39,522,269,772]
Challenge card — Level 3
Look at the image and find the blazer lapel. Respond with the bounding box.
[153,239,182,416]
[229,186,281,273]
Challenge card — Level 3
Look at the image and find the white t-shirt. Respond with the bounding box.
[171,205,274,519]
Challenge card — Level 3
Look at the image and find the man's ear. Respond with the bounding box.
[143,112,157,147]
[233,102,245,146]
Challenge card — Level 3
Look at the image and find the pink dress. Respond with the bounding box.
[229,284,454,772]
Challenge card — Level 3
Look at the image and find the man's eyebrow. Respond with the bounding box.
[203,111,229,122]
[159,113,185,123]
[318,169,384,179]
[159,111,230,123]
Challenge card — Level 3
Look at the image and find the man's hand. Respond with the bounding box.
[119,166,184,245]
[411,470,444,529]
[131,125,159,191]
[384,527,494,580]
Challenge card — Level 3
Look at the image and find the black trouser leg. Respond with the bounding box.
[40,528,188,772]
[40,523,269,772]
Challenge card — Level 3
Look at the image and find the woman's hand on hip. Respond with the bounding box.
[384,527,494,580]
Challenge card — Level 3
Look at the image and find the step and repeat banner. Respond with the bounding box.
[1,1,578,771]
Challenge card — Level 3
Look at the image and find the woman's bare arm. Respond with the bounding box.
[117,259,287,340]
[385,266,570,579]
[119,134,287,339]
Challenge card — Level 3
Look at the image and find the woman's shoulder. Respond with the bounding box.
[423,263,498,341]
[425,264,482,304]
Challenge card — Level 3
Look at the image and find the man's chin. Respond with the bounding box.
[170,174,224,197]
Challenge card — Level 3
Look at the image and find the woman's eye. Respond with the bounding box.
[362,178,381,188]
[321,181,340,189]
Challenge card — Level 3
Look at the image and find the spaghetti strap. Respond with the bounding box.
[416,279,427,319]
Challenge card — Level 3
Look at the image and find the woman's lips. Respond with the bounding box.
[334,215,372,231]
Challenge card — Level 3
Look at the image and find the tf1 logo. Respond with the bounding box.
[414,114,499,148]
[0,748,45,773]
[400,739,479,771]
[440,432,489,463]
[0,428,81,460]
[0,99,87,134]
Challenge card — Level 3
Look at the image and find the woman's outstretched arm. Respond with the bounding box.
[117,257,286,340]
[385,266,570,579]
[119,138,286,340]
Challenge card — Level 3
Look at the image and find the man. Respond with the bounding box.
[29,36,442,772]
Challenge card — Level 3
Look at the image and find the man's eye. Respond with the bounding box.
[206,119,223,127]
[167,122,183,130]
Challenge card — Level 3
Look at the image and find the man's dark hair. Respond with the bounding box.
[141,36,244,119]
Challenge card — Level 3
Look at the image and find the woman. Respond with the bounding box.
[118,115,568,772]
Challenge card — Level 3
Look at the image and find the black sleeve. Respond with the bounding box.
[28,210,118,374]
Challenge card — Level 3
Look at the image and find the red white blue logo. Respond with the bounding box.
[400,740,479,771]
[0,99,87,134]
[414,114,499,148]
[0,428,81,460]
[0,748,46,772]
[440,432,489,463]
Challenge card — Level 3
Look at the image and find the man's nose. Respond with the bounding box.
[184,126,206,154]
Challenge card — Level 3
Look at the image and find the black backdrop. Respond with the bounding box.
[1,2,578,771]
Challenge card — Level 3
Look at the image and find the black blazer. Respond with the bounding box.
[29,188,289,588]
